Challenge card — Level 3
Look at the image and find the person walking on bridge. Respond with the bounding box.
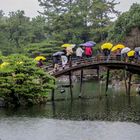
[61,50,68,69]
[84,46,93,63]
[76,46,84,60]
[37,59,44,68]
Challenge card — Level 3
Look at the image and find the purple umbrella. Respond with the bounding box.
[83,42,94,47]
[86,41,96,46]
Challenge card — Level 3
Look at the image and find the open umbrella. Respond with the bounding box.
[53,51,64,57]
[61,44,75,48]
[34,56,46,61]
[86,41,96,46]
[121,47,131,54]
[134,47,140,52]
[101,43,113,50]
[79,43,85,47]
[82,42,94,47]
[127,50,135,57]
[111,44,125,52]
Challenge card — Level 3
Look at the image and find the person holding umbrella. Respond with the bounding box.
[61,50,68,69]
[76,45,84,60]
[52,51,64,72]
[61,44,75,66]
[121,47,131,62]
[134,47,140,62]
[83,42,93,59]
[37,59,44,68]
[34,56,46,68]
[101,43,113,62]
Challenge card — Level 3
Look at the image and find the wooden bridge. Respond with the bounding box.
[52,61,140,77]
[46,56,140,101]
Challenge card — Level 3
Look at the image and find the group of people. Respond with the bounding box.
[52,47,73,71]
[36,43,140,72]
[76,45,93,59]
[52,45,94,72]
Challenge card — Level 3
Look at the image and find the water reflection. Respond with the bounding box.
[0,81,140,140]
[0,95,140,123]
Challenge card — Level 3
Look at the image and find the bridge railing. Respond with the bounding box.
[71,55,117,65]
[46,55,139,74]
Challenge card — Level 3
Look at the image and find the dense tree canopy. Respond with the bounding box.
[108,3,140,46]
[0,10,64,56]
[38,0,119,43]
[0,10,50,55]
[0,1,140,56]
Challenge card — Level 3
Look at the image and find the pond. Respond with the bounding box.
[0,81,140,140]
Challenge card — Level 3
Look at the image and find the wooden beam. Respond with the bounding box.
[127,72,132,96]
[124,70,128,95]
[69,71,73,100]
[97,66,100,80]
[51,79,55,101]
[79,69,83,98]
[105,68,110,95]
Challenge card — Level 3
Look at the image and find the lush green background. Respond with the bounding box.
[0,1,140,106]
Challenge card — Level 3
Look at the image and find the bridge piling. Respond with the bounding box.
[79,69,83,98]
[124,70,128,94]
[97,67,100,80]
[51,79,55,101]
[127,72,132,96]
[69,71,73,100]
[51,59,140,99]
[105,68,110,95]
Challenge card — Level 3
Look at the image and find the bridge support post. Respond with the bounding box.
[127,72,132,96]
[79,69,83,98]
[69,71,73,100]
[105,68,110,95]
[124,70,128,94]
[97,66,100,80]
[69,56,72,67]
[51,79,55,101]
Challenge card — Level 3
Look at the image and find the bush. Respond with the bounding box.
[0,54,55,107]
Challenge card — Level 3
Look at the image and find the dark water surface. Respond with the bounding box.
[0,81,140,140]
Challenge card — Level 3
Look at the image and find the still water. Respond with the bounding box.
[0,81,140,140]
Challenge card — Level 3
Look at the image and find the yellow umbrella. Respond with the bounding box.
[101,43,113,50]
[61,44,75,48]
[111,44,125,52]
[34,56,46,61]
[127,50,135,57]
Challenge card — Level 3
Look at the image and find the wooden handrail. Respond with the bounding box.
[45,55,140,74]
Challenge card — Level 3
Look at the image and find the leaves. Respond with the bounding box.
[108,3,140,44]
[0,54,55,106]
[38,0,119,43]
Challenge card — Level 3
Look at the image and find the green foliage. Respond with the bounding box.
[0,1,119,56]
[38,0,119,43]
[0,11,49,55]
[0,54,55,106]
[108,3,140,43]
[25,40,63,57]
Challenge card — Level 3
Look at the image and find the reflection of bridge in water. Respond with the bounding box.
[47,56,140,101]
